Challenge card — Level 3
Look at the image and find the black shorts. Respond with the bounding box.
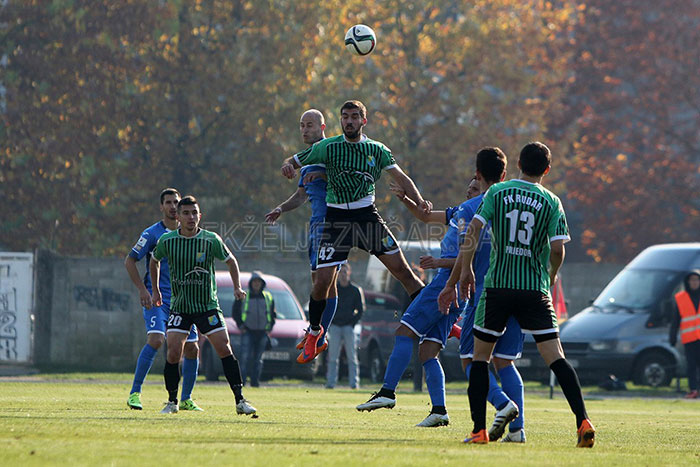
[167,309,227,336]
[474,288,558,342]
[315,205,400,268]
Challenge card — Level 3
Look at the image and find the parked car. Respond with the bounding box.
[199,271,315,381]
[517,243,700,387]
[321,289,463,383]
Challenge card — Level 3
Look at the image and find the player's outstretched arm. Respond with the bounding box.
[549,240,565,286]
[265,187,308,224]
[125,256,152,308]
[389,181,444,224]
[225,257,246,300]
[386,166,432,214]
[148,258,161,308]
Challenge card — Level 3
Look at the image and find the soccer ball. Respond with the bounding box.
[344,24,376,56]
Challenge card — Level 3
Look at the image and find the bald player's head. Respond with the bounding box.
[300,109,326,145]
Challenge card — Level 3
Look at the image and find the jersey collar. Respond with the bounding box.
[343,134,368,144]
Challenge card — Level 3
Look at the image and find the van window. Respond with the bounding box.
[594,269,679,309]
[218,287,304,320]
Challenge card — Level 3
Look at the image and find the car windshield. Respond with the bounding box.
[593,269,679,310]
[218,287,303,320]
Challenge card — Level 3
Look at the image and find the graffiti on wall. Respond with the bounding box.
[0,264,18,361]
[73,286,131,312]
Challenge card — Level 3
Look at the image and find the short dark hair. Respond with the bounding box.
[160,188,180,204]
[476,147,507,183]
[177,195,198,211]
[519,142,551,176]
[340,100,367,120]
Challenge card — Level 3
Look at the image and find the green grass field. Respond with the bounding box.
[1,374,698,466]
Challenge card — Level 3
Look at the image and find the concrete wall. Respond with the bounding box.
[39,254,142,370]
[31,249,625,371]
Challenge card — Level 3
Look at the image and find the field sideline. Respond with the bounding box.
[1,374,698,466]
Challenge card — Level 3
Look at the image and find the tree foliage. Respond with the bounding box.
[0,1,696,261]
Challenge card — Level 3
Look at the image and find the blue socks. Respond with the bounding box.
[498,364,525,431]
[465,362,511,410]
[181,357,199,401]
[131,343,158,394]
[317,297,338,346]
[423,358,446,408]
[382,335,414,391]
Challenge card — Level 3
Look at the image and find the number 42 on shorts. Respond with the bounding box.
[318,246,336,261]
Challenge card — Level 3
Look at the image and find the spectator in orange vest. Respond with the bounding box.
[669,270,700,398]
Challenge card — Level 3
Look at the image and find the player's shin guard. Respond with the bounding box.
[550,358,588,427]
[423,358,446,413]
[318,297,338,346]
[498,365,525,431]
[468,361,489,432]
[131,343,157,394]
[308,296,326,330]
[382,335,414,393]
[181,357,199,401]
[221,354,244,403]
[164,361,180,403]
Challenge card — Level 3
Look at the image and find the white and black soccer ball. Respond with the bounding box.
[344,24,377,56]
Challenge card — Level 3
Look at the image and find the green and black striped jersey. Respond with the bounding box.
[293,134,396,206]
[152,229,233,314]
[474,179,570,294]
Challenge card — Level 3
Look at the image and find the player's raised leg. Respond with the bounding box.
[299,261,337,364]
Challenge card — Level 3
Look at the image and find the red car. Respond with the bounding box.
[199,271,315,381]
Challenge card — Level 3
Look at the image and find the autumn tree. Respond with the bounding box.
[559,0,700,262]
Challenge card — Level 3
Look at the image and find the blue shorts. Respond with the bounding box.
[459,303,523,360]
[143,303,197,342]
[400,269,463,349]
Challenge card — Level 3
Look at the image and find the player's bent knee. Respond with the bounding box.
[395,324,417,338]
[418,342,441,362]
[493,357,514,371]
[183,342,199,359]
[147,334,165,349]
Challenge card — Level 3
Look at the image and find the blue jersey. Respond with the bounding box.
[440,198,478,274]
[128,221,172,304]
[456,194,491,306]
[299,164,327,221]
